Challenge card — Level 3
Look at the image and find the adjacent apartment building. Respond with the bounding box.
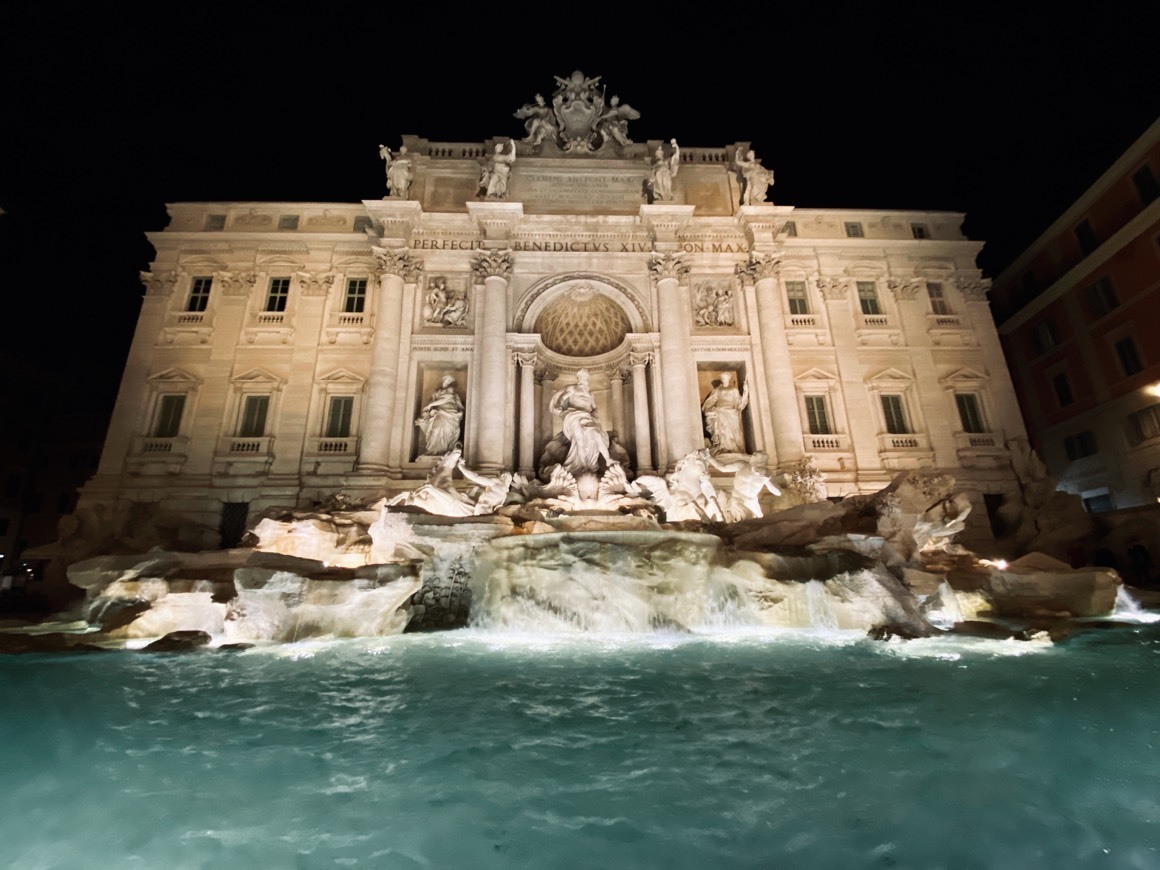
[991,117,1160,511]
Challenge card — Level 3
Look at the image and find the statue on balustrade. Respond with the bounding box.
[701,372,749,454]
[482,139,517,199]
[734,148,774,206]
[416,375,464,456]
[379,144,413,200]
[646,139,680,202]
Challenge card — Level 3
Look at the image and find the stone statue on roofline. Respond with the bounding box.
[379,143,413,200]
[734,147,774,205]
[512,71,641,154]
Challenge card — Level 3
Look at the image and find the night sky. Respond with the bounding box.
[3,7,1156,412]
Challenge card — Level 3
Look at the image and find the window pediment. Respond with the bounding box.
[148,367,201,385]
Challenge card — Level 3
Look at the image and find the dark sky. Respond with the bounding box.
[3,6,1156,409]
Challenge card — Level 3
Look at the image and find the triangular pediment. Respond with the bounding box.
[147,367,200,385]
[231,367,284,386]
[318,368,364,385]
[868,367,913,384]
[940,366,989,386]
[795,368,839,383]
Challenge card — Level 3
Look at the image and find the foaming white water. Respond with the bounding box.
[1112,586,1160,623]
[923,580,964,629]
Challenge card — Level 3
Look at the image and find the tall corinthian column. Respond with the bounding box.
[516,352,537,476]
[358,248,421,473]
[629,351,654,475]
[740,254,803,466]
[650,253,699,465]
[471,250,514,474]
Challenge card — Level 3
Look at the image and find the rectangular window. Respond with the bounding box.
[1063,430,1098,461]
[186,276,213,312]
[1115,336,1144,375]
[1033,319,1058,355]
[278,215,299,231]
[785,281,809,315]
[881,395,908,434]
[239,395,270,437]
[1133,165,1159,206]
[153,394,186,438]
[805,396,831,434]
[1127,404,1160,445]
[325,396,354,438]
[1074,219,1099,255]
[857,281,881,315]
[204,214,226,231]
[927,282,953,315]
[1052,372,1075,407]
[266,278,290,312]
[844,222,864,238]
[911,223,928,239]
[1087,277,1119,317]
[343,278,368,313]
[955,393,985,433]
[781,221,797,237]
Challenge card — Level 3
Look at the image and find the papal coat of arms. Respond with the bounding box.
[514,70,640,154]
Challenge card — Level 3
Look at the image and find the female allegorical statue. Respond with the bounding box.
[701,371,749,454]
[415,375,464,456]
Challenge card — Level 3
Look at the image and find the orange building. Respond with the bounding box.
[992,118,1160,510]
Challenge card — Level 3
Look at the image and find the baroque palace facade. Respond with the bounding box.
[77,71,1026,549]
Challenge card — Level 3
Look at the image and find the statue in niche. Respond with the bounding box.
[734,148,774,206]
[707,451,782,521]
[647,140,680,202]
[482,139,517,199]
[701,372,749,455]
[514,94,559,149]
[596,96,639,149]
[379,144,413,200]
[422,278,469,327]
[415,375,464,456]
[549,369,612,475]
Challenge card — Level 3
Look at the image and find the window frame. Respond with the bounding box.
[880,394,909,435]
[265,277,291,312]
[857,280,881,316]
[926,281,953,315]
[844,221,864,238]
[954,393,986,434]
[785,280,810,315]
[343,278,368,314]
[186,276,213,313]
[804,395,832,435]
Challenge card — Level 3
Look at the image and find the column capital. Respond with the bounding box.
[816,277,852,301]
[373,247,423,282]
[216,270,257,297]
[139,270,177,296]
[514,351,537,368]
[736,253,781,286]
[629,350,653,368]
[472,249,515,282]
[956,276,991,302]
[887,277,923,301]
[296,271,337,297]
[649,252,689,284]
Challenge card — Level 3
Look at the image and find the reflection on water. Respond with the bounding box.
[2,625,1159,868]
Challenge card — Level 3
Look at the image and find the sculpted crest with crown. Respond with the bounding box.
[514,70,640,154]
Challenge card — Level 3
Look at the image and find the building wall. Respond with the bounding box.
[994,118,1160,510]
[76,144,1027,551]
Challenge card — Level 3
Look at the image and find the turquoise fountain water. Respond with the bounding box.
[2,621,1158,868]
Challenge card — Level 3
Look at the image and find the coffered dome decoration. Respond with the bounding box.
[537,284,631,357]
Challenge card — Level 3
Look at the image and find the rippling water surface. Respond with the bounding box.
[2,626,1159,868]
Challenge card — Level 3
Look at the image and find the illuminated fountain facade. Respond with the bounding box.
[38,71,1114,647]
